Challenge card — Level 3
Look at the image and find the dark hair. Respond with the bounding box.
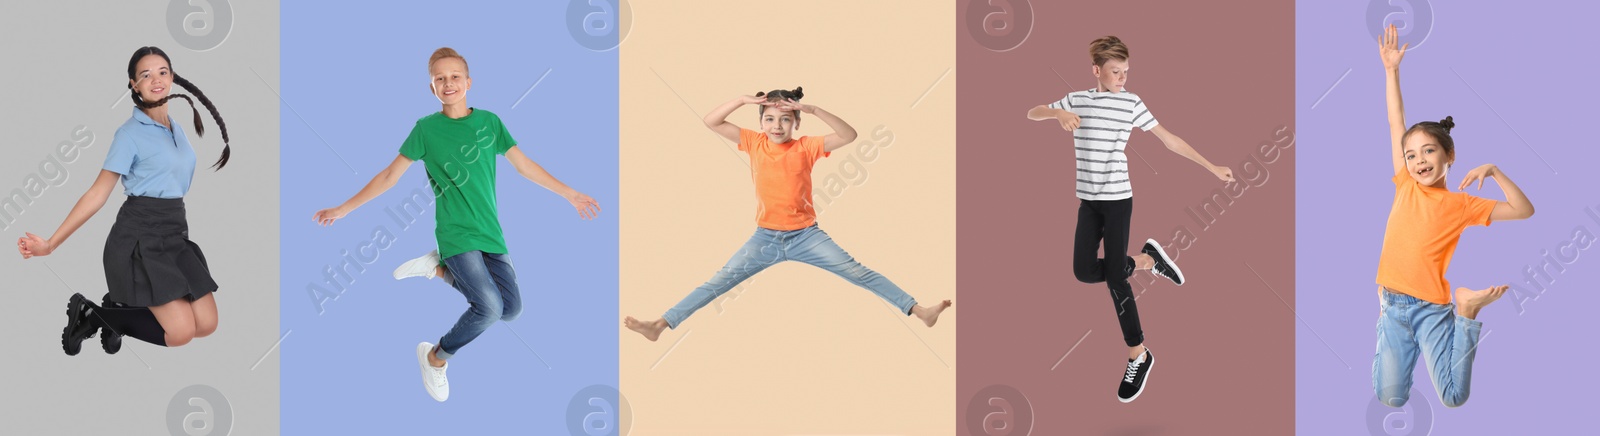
[127,46,232,170]
[755,86,803,116]
[1404,116,1456,161]
[1089,36,1129,67]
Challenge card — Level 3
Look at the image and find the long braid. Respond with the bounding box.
[171,74,230,169]
[130,90,203,136]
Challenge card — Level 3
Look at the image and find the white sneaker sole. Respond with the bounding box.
[395,250,441,280]
[1144,238,1184,286]
[417,342,448,402]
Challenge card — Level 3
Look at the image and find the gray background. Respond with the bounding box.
[0,1,278,434]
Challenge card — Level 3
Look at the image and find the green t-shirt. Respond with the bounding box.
[398,108,516,259]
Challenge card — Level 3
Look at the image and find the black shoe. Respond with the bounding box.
[1117,348,1154,403]
[100,295,123,354]
[1142,239,1184,286]
[62,293,98,356]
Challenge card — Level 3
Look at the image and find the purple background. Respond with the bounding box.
[1297,1,1600,434]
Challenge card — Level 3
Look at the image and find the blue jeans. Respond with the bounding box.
[1372,287,1483,408]
[435,251,521,360]
[662,225,918,328]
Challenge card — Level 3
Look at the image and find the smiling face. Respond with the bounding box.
[129,54,172,103]
[1093,58,1129,92]
[758,105,799,143]
[1402,130,1453,187]
[428,57,471,105]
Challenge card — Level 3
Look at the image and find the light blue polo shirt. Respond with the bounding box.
[102,108,197,199]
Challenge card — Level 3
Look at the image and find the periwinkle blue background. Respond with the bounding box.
[1296,1,1600,434]
[280,1,618,434]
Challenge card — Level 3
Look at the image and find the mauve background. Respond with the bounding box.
[957,0,1295,434]
[1296,1,1600,435]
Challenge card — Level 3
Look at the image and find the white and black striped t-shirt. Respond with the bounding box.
[1046,89,1158,201]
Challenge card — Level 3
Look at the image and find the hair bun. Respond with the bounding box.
[755,91,766,97]
[1439,116,1455,132]
[790,87,804,100]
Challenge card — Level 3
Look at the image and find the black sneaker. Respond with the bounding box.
[1117,348,1154,403]
[1142,239,1184,286]
[100,295,123,354]
[62,293,98,356]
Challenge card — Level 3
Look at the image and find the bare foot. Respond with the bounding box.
[1454,285,1508,320]
[624,316,668,342]
[911,300,953,327]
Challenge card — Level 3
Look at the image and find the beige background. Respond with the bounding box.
[619,1,955,434]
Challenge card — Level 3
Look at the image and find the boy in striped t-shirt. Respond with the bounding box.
[1027,35,1234,403]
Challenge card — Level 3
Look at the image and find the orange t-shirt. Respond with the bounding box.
[739,128,829,230]
[1375,171,1497,304]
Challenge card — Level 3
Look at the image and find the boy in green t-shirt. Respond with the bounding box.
[314,48,600,402]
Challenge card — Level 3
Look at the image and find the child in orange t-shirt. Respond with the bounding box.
[624,87,952,341]
[1371,24,1535,408]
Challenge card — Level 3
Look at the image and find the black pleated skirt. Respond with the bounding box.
[102,196,218,307]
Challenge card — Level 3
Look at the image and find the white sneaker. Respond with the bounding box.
[416,342,449,402]
[394,250,441,280]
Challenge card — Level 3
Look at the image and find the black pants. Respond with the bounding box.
[1073,198,1143,347]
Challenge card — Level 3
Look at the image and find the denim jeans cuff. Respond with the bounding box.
[1455,312,1485,331]
[434,340,455,360]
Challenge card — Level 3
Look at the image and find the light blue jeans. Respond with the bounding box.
[1372,287,1483,408]
[662,225,918,328]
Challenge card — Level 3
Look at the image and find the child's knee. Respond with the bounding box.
[1441,392,1470,408]
[472,299,504,319]
[1072,266,1096,284]
[500,303,522,322]
[1379,395,1409,408]
[839,261,875,281]
[165,324,196,347]
[193,317,218,338]
[1375,385,1410,408]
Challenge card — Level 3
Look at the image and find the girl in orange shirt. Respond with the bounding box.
[624,87,952,341]
[1371,24,1535,408]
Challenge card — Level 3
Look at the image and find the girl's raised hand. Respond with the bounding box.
[1458,164,1498,191]
[313,206,349,227]
[739,94,768,105]
[567,192,602,220]
[1379,23,1407,69]
[17,232,51,259]
[772,99,813,114]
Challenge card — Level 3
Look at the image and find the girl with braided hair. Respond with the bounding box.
[18,46,233,355]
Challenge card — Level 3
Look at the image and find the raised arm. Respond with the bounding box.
[1149,125,1234,183]
[703,95,768,143]
[1028,104,1080,131]
[504,146,600,220]
[1459,164,1535,222]
[772,99,857,152]
[17,169,120,258]
[313,154,413,226]
[1381,23,1409,175]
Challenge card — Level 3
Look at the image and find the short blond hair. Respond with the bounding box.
[1089,36,1129,66]
[428,47,468,75]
